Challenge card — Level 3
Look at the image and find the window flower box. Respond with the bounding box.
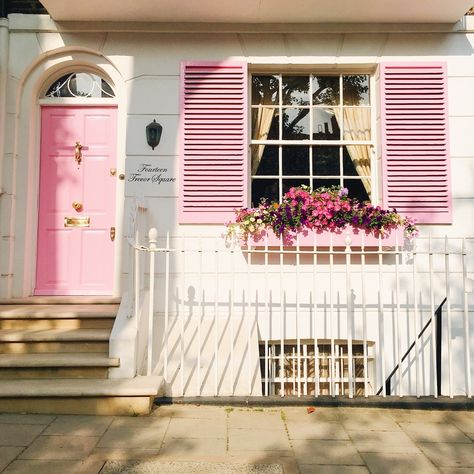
[243,226,405,248]
[226,185,417,248]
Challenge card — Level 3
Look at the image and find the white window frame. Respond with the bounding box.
[250,72,377,205]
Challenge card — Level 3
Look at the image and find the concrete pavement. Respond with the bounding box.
[0,405,473,473]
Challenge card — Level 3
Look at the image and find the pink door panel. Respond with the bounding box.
[35,106,117,295]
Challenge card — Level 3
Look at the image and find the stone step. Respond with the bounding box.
[0,329,111,354]
[0,297,121,305]
[0,352,120,379]
[0,352,119,368]
[0,304,119,319]
[0,318,114,330]
[0,328,111,342]
[0,376,163,415]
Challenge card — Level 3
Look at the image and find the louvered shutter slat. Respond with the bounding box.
[381,63,451,224]
[179,62,248,224]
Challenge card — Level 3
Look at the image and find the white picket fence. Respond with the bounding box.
[124,212,473,399]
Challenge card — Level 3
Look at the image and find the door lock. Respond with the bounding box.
[110,226,116,242]
[72,201,83,211]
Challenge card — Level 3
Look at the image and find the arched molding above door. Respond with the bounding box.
[9,47,126,297]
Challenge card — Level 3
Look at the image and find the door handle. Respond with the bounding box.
[110,226,116,242]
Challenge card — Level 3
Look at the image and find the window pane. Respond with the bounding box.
[343,75,369,106]
[313,146,340,176]
[252,108,280,141]
[252,75,279,105]
[252,145,279,176]
[312,178,341,192]
[45,72,115,98]
[344,179,370,203]
[313,108,340,140]
[252,179,279,205]
[312,76,339,105]
[343,146,371,177]
[282,146,309,176]
[282,76,309,105]
[283,179,310,195]
[283,108,310,140]
[342,108,371,140]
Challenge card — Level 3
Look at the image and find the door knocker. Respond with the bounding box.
[74,141,83,166]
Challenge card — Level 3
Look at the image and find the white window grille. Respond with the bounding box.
[259,340,375,397]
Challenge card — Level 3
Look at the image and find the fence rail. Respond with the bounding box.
[125,224,473,399]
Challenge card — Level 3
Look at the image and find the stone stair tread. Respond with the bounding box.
[0,353,119,368]
[0,297,121,305]
[0,304,118,319]
[0,328,111,342]
[0,376,163,397]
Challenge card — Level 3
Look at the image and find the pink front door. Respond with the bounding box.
[35,106,117,295]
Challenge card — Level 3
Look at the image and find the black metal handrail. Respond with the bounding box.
[376,297,447,396]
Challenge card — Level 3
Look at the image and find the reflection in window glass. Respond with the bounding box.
[312,76,340,105]
[252,179,279,206]
[343,75,369,106]
[283,108,310,140]
[283,179,310,195]
[312,146,340,176]
[343,146,371,177]
[313,108,340,140]
[252,75,280,105]
[282,146,309,176]
[252,108,280,141]
[252,145,279,176]
[282,76,309,105]
[344,179,370,203]
[313,178,341,190]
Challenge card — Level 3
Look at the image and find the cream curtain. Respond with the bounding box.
[334,107,372,197]
[251,107,275,175]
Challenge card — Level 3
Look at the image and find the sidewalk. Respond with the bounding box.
[0,405,473,473]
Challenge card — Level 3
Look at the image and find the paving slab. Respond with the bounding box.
[400,422,473,443]
[19,435,99,460]
[90,448,161,460]
[299,466,369,474]
[101,460,284,473]
[2,459,104,474]
[228,409,284,430]
[159,437,227,458]
[387,409,454,424]
[292,439,365,465]
[228,428,291,453]
[0,414,55,425]
[449,412,474,434]
[340,410,400,432]
[165,417,226,439]
[0,447,24,471]
[420,442,474,468]
[282,407,342,422]
[152,405,227,420]
[286,420,349,440]
[0,425,45,447]
[98,428,166,449]
[360,452,439,474]
[111,417,170,429]
[43,415,113,436]
[347,430,420,453]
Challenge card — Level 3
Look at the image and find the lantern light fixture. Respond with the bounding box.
[146,119,163,150]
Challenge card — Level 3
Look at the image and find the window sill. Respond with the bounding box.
[242,226,405,248]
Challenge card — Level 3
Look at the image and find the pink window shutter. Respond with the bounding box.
[179,61,248,224]
[380,62,452,224]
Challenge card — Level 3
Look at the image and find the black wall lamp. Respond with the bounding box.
[146,119,163,150]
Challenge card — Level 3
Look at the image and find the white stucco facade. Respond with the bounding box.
[0,13,473,397]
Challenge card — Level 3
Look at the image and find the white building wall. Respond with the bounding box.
[1,14,473,396]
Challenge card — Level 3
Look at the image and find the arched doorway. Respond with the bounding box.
[35,71,118,295]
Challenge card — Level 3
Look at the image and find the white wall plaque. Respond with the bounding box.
[125,157,178,197]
